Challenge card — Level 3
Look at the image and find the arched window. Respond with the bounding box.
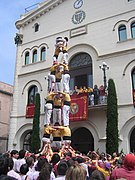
[35,23,39,32]
[25,52,30,65]
[28,85,38,105]
[40,47,46,61]
[23,131,32,151]
[131,68,135,106]
[32,50,37,63]
[69,53,93,91]
[118,25,127,41]
[131,22,135,38]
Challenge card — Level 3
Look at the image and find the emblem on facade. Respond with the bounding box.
[70,103,79,114]
[73,0,83,9]
[72,10,86,24]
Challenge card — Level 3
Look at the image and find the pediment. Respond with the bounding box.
[15,0,67,29]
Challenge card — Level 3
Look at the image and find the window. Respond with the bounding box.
[32,50,37,63]
[35,23,39,32]
[131,22,135,38]
[23,132,32,151]
[131,68,135,106]
[40,47,46,61]
[69,53,93,91]
[28,85,38,105]
[25,52,30,65]
[118,25,127,41]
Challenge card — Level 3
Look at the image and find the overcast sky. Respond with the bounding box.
[0,0,43,85]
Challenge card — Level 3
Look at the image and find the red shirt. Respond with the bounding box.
[111,167,135,180]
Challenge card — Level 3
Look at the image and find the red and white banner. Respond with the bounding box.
[26,104,35,118]
[69,93,88,121]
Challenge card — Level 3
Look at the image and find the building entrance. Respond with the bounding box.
[130,127,135,152]
[71,127,94,154]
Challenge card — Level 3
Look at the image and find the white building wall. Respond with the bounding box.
[8,0,135,153]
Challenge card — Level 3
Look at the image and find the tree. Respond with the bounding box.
[30,93,41,153]
[106,79,119,155]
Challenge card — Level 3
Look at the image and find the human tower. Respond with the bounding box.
[42,37,71,149]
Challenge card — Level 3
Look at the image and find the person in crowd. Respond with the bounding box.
[110,153,135,180]
[19,164,29,180]
[0,155,18,180]
[26,156,35,180]
[37,161,55,180]
[50,153,61,176]
[65,164,87,180]
[76,156,90,179]
[90,169,105,180]
[7,157,21,180]
[33,157,49,180]
[10,150,19,171]
[55,160,68,180]
[14,149,26,173]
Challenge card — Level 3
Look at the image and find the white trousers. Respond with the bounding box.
[62,105,70,126]
[44,103,52,125]
[62,52,68,64]
[62,74,70,93]
[55,82,63,92]
[48,74,56,92]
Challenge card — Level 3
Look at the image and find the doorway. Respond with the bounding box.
[71,127,94,154]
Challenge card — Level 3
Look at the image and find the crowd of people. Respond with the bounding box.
[71,84,107,106]
[1,144,135,180]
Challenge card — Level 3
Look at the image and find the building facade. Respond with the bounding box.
[8,0,135,153]
[0,82,13,153]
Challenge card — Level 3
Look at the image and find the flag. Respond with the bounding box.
[69,93,88,121]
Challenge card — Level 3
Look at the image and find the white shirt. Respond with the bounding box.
[7,170,21,180]
[54,175,65,180]
[26,167,36,180]
[14,158,26,173]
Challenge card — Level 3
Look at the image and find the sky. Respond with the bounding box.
[0,0,44,85]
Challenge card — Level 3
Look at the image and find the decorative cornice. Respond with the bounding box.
[15,0,67,29]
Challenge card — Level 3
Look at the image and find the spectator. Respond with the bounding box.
[76,156,89,179]
[90,169,105,180]
[0,156,17,180]
[10,150,19,171]
[110,154,135,180]
[65,164,87,180]
[26,156,35,180]
[50,153,60,176]
[33,157,49,180]
[37,162,54,180]
[14,150,26,173]
[93,85,99,105]
[19,163,29,180]
[55,160,68,179]
[7,157,21,180]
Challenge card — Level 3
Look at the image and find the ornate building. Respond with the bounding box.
[8,0,135,153]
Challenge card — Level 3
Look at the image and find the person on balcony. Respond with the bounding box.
[93,85,99,105]
[99,85,106,104]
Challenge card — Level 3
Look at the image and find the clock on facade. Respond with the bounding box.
[72,10,86,24]
[73,0,83,9]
